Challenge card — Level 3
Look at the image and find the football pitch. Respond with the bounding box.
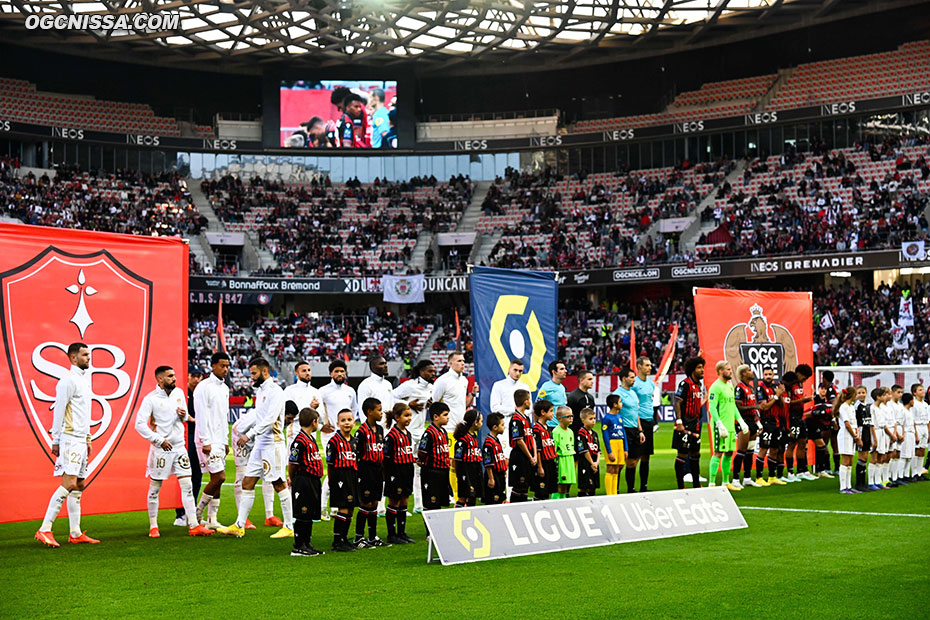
[2,430,928,619]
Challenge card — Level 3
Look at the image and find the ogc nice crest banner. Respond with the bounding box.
[693,288,812,383]
[470,266,557,414]
[0,224,187,523]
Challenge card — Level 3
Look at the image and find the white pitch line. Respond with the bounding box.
[741,506,930,518]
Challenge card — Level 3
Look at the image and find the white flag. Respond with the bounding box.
[891,320,910,350]
[382,274,425,304]
[899,295,914,327]
[902,240,926,261]
[819,312,835,330]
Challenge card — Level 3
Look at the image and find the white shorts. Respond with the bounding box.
[146,445,192,480]
[195,439,227,474]
[837,430,856,456]
[245,441,286,482]
[233,442,253,468]
[875,431,888,454]
[901,433,916,459]
[500,414,513,458]
[917,429,929,450]
[53,435,89,478]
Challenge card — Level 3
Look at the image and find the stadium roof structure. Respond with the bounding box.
[0,0,921,74]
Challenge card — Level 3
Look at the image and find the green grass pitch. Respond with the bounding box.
[2,429,928,619]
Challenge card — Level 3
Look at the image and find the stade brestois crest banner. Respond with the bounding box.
[0,224,188,523]
[693,288,812,383]
[470,266,557,413]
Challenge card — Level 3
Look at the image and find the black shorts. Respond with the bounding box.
[624,427,643,460]
[788,416,807,441]
[421,467,451,510]
[533,459,557,499]
[577,459,600,491]
[383,463,414,500]
[859,426,872,452]
[774,426,788,449]
[672,423,701,453]
[456,461,483,499]
[758,420,778,449]
[807,418,828,440]
[484,469,506,504]
[509,450,532,491]
[639,422,655,456]
[291,475,322,521]
[328,468,358,509]
[357,462,384,504]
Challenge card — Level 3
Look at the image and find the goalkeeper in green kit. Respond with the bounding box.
[708,361,749,491]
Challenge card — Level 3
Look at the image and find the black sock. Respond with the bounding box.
[817,446,829,473]
[833,452,840,471]
[625,466,636,492]
[744,452,755,480]
[639,460,649,491]
[675,457,687,490]
[776,458,784,478]
[733,451,745,481]
[368,509,378,540]
[797,454,807,474]
[386,507,396,537]
[756,455,766,480]
[334,513,348,543]
[510,490,527,503]
[786,455,794,474]
[856,459,867,488]
[355,509,367,539]
[689,457,701,488]
[398,507,407,536]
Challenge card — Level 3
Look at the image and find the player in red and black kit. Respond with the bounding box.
[289,407,325,557]
[453,408,484,507]
[673,357,706,489]
[509,389,537,503]
[482,413,508,504]
[734,364,762,488]
[418,402,452,518]
[820,370,841,473]
[785,365,816,480]
[575,408,601,496]
[354,398,389,549]
[807,383,834,477]
[532,400,557,500]
[327,408,359,552]
[754,367,784,485]
[383,402,415,545]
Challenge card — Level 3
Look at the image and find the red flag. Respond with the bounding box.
[344,332,351,363]
[654,323,679,386]
[629,320,636,368]
[215,297,227,353]
[454,308,461,349]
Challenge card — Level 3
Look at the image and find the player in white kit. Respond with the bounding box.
[218,358,293,538]
[193,352,231,528]
[35,343,100,547]
[836,388,860,494]
[887,385,905,486]
[231,409,278,529]
[134,366,214,537]
[282,360,324,526]
[899,393,917,482]
[872,387,892,488]
[912,384,930,477]
[318,359,356,518]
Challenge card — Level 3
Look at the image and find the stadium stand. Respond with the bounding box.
[0,77,214,138]
[694,137,930,258]
[252,310,434,366]
[0,164,205,237]
[483,161,732,270]
[203,174,472,276]
[188,316,260,396]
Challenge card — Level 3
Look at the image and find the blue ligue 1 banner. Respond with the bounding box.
[469,266,558,415]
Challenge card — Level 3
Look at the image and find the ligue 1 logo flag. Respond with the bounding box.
[0,224,187,524]
[693,288,812,384]
[469,266,557,413]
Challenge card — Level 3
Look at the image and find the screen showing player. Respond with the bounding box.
[280,80,398,149]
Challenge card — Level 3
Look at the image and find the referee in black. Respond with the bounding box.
[176,364,204,526]
[568,370,596,435]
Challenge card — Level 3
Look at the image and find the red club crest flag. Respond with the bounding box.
[693,288,813,387]
[0,224,187,523]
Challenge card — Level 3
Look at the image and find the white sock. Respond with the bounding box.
[196,492,213,522]
[67,490,83,536]
[892,458,900,480]
[412,467,422,511]
[846,466,853,490]
[903,458,912,478]
[277,488,292,529]
[207,498,220,522]
[838,465,849,490]
[882,462,889,481]
[320,476,331,513]
[41,486,70,531]
[868,465,874,485]
[234,470,243,510]
[178,477,198,528]
[236,489,254,528]
[263,482,275,519]
[147,480,162,529]
[913,456,922,475]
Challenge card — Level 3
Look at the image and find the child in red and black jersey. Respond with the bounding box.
[575,408,600,496]
[326,409,358,552]
[289,407,324,557]
[509,389,537,503]
[532,400,557,500]
[384,402,415,545]
[418,402,451,513]
[354,397,388,549]
[453,408,484,507]
[482,413,507,504]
